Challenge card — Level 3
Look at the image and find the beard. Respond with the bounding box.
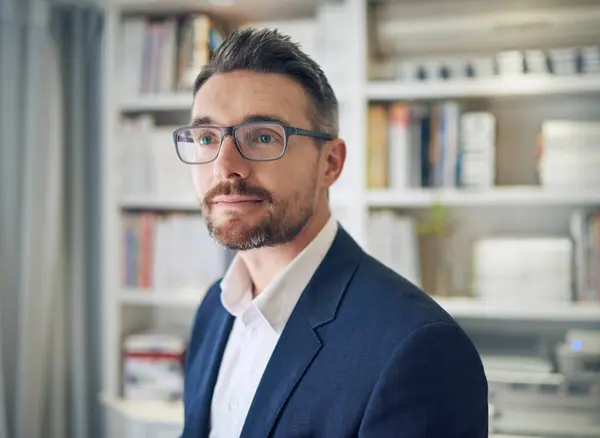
[202,179,316,251]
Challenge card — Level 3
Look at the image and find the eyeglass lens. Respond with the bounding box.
[176,123,286,163]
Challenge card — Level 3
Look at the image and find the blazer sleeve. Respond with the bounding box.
[358,321,489,438]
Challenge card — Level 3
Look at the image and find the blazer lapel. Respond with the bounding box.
[239,226,364,438]
[240,304,321,438]
[182,304,234,438]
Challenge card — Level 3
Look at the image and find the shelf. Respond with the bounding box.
[367,74,600,101]
[119,94,192,112]
[367,187,600,208]
[491,436,544,438]
[121,288,206,308]
[120,194,200,211]
[113,0,317,25]
[486,370,564,386]
[121,289,600,319]
[433,297,600,321]
[102,394,183,425]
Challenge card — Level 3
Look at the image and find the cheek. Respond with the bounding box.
[256,163,302,197]
[272,166,318,205]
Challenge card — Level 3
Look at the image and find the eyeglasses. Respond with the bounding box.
[172,121,333,164]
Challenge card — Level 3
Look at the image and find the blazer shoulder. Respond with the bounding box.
[340,254,484,384]
[348,253,458,333]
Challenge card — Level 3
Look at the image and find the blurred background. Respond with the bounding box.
[1,0,600,437]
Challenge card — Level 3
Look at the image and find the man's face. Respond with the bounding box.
[191,71,332,250]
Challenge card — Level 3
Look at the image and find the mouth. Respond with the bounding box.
[211,195,265,205]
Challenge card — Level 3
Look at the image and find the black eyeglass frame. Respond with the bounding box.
[172,121,334,164]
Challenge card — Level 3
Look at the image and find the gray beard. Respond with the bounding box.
[205,196,314,251]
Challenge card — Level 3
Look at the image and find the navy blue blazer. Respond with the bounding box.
[182,226,488,438]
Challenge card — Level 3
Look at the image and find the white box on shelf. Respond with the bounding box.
[471,57,495,78]
[395,60,421,82]
[460,112,496,188]
[550,48,578,75]
[524,50,549,75]
[497,51,524,76]
[473,237,573,305]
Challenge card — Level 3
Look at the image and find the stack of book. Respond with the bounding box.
[119,115,196,199]
[571,209,600,302]
[366,102,496,190]
[582,46,600,74]
[123,331,186,402]
[120,14,225,95]
[121,212,227,292]
[538,120,600,188]
[459,112,496,188]
[368,210,421,288]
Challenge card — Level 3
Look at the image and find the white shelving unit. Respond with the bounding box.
[366,187,600,208]
[99,0,600,437]
[367,75,600,100]
[119,194,200,211]
[100,1,367,437]
[102,395,184,438]
[120,94,193,112]
[433,297,600,322]
[120,288,206,308]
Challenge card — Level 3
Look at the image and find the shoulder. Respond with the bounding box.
[348,253,457,330]
[334,252,482,361]
[348,255,486,378]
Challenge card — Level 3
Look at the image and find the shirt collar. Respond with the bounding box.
[220,215,339,334]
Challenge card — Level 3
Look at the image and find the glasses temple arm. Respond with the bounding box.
[291,127,333,141]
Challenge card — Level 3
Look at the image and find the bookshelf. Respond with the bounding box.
[364,2,600,436]
[99,0,600,437]
[100,1,367,437]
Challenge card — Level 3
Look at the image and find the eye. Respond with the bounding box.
[257,134,274,143]
[199,135,214,145]
[192,129,220,146]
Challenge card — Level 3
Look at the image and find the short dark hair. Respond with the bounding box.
[192,28,339,138]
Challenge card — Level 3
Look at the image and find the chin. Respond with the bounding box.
[207,215,267,250]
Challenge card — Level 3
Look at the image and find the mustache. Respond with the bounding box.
[203,180,273,205]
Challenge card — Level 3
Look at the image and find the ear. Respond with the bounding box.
[320,138,346,189]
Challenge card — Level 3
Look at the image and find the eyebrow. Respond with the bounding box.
[190,114,291,126]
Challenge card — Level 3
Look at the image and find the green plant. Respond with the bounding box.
[416,203,452,236]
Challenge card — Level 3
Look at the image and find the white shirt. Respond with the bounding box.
[208,216,339,438]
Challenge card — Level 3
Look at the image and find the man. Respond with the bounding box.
[177,28,488,438]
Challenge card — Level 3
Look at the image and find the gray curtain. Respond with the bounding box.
[0,1,103,437]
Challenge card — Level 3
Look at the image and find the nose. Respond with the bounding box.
[213,135,251,181]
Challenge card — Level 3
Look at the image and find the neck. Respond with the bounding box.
[239,203,331,297]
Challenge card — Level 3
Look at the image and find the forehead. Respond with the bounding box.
[192,70,311,126]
